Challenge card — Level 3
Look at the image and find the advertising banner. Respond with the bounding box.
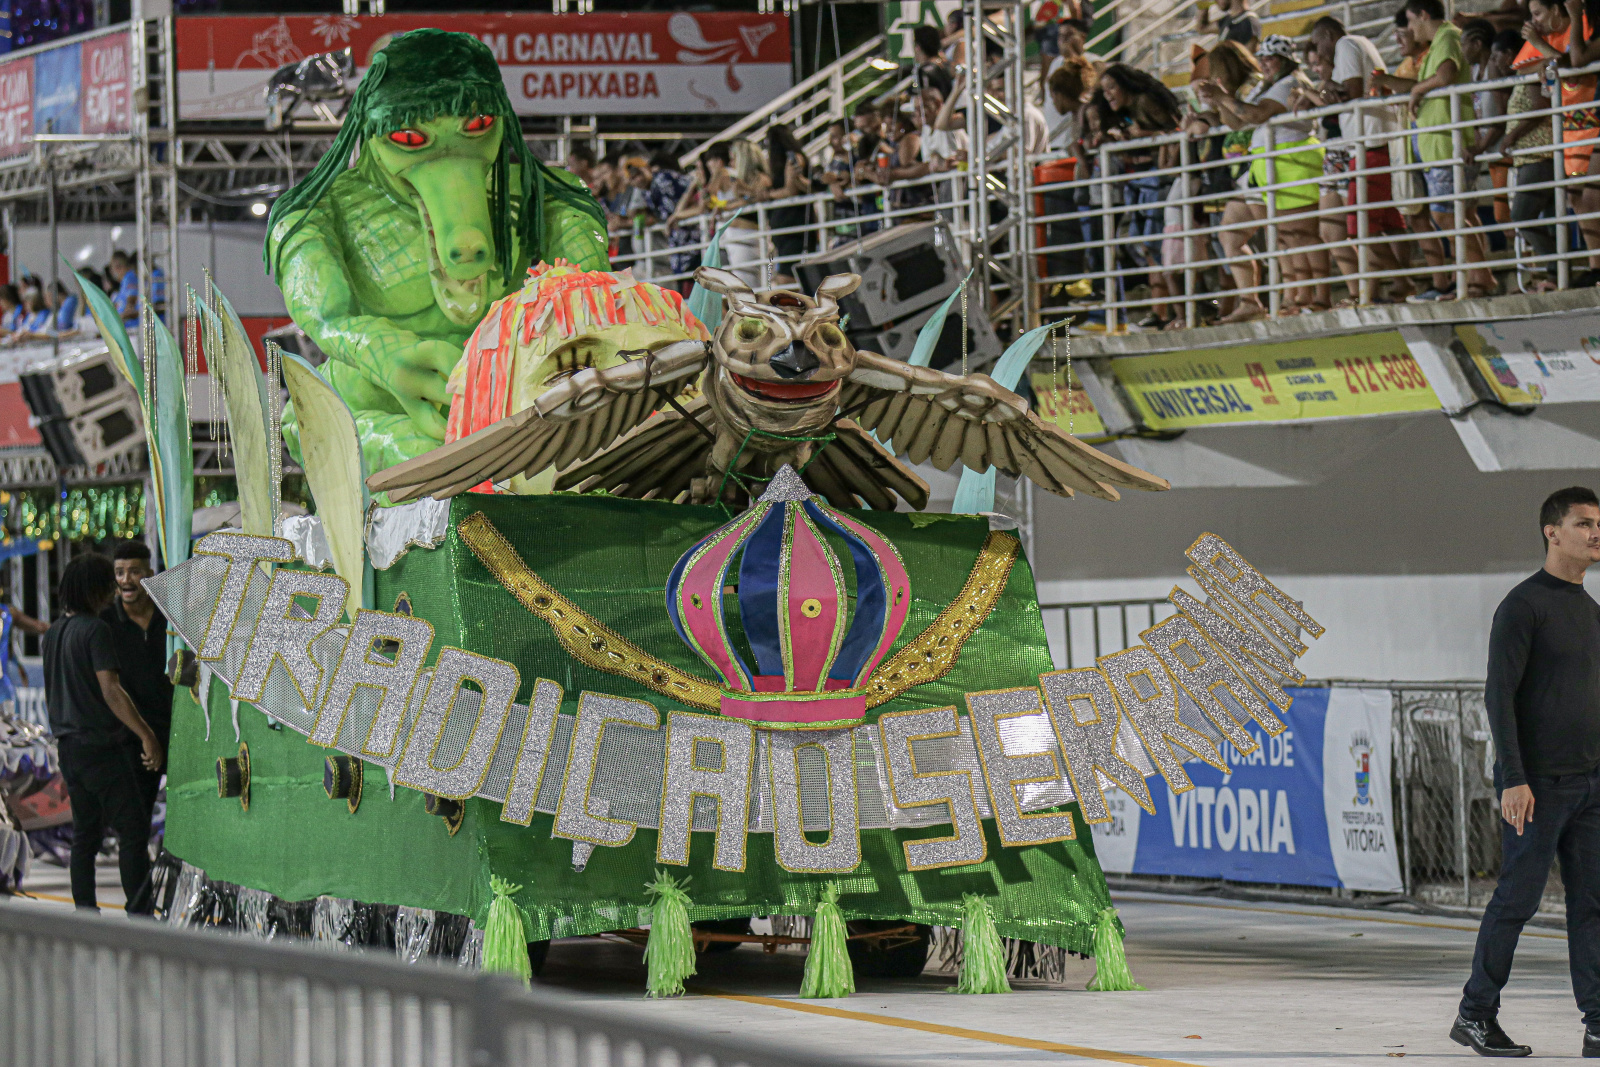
[1030,364,1107,438]
[175,13,791,121]
[1090,687,1403,892]
[33,41,80,136]
[1454,316,1600,406]
[0,56,33,159]
[1112,332,1438,430]
[0,28,130,158]
[81,32,132,135]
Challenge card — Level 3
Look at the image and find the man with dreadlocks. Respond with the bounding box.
[266,29,609,472]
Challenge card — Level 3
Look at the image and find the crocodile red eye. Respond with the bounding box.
[388,128,427,148]
[463,115,494,133]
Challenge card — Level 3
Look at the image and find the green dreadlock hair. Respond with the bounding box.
[264,28,603,283]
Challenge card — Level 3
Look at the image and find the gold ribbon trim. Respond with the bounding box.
[459,513,1019,714]
[862,531,1019,709]
[459,512,724,712]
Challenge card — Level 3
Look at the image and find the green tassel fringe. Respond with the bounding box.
[1086,907,1145,991]
[953,893,1011,994]
[643,870,697,998]
[799,883,855,999]
[481,876,531,986]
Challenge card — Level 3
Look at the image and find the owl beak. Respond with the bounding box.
[768,343,820,380]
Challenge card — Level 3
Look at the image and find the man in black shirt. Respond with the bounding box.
[1454,487,1600,1058]
[102,541,173,825]
[43,552,163,913]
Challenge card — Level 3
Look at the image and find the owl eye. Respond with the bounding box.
[463,115,495,133]
[387,128,427,148]
[736,316,767,341]
[817,324,845,346]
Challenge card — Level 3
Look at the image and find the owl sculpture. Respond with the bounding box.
[366,266,1169,509]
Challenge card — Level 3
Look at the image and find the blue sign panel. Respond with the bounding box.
[33,41,79,135]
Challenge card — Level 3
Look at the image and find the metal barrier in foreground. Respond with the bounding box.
[0,902,870,1067]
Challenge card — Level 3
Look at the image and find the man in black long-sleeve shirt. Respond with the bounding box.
[1453,486,1600,1058]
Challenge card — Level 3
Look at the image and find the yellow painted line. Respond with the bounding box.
[700,989,1207,1067]
[15,891,124,911]
[1118,895,1566,940]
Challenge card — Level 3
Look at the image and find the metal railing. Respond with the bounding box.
[1028,60,1600,332]
[604,59,1598,342]
[1036,594,1512,909]
[1389,682,1504,908]
[13,686,46,730]
[1038,596,1178,668]
[0,901,870,1067]
[606,166,986,291]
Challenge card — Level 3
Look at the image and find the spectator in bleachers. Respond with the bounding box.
[1194,35,1324,320]
[1198,0,1263,52]
[106,251,162,326]
[8,286,52,344]
[0,285,21,339]
[50,280,79,335]
[1374,9,1455,300]
[879,109,937,224]
[1047,56,1098,149]
[1293,41,1347,312]
[1502,27,1560,287]
[636,151,696,293]
[1042,18,1097,149]
[816,120,868,246]
[1303,16,1412,302]
[565,143,598,192]
[761,124,812,286]
[1092,64,1183,303]
[912,24,948,77]
[876,69,961,217]
[853,100,885,150]
[941,9,966,70]
[1463,20,1513,242]
[691,141,764,287]
[1390,0,1496,299]
[1560,0,1600,284]
[1185,40,1262,320]
[1519,0,1600,283]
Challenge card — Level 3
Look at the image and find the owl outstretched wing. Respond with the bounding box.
[558,406,930,511]
[840,351,1168,501]
[365,340,710,503]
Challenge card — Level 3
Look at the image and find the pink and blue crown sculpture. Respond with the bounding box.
[666,466,911,728]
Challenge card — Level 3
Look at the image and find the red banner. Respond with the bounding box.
[0,57,33,160]
[176,13,791,120]
[81,33,131,135]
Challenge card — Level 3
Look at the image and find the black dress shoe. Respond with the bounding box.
[1450,1016,1532,1057]
[1584,1027,1600,1057]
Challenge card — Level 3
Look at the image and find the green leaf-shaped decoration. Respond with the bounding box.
[147,314,192,572]
[199,291,275,537]
[281,353,367,620]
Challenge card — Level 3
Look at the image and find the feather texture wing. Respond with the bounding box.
[366,341,710,503]
[555,395,716,502]
[844,351,1168,501]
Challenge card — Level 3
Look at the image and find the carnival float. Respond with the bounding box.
[88,29,1324,996]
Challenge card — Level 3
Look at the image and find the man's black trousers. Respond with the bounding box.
[1460,764,1600,1027]
[56,734,153,914]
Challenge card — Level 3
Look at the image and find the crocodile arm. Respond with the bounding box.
[270,202,459,442]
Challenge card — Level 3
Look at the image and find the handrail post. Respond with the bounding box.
[1553,68,1569,290]
[1180,133,1195,327]
[1264,121,1280,318]
[1450,90,1467,298]
[1100,144,1116,334]
[1354,99,1372,305]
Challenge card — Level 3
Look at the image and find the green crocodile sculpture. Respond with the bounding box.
[266,28,609,473]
